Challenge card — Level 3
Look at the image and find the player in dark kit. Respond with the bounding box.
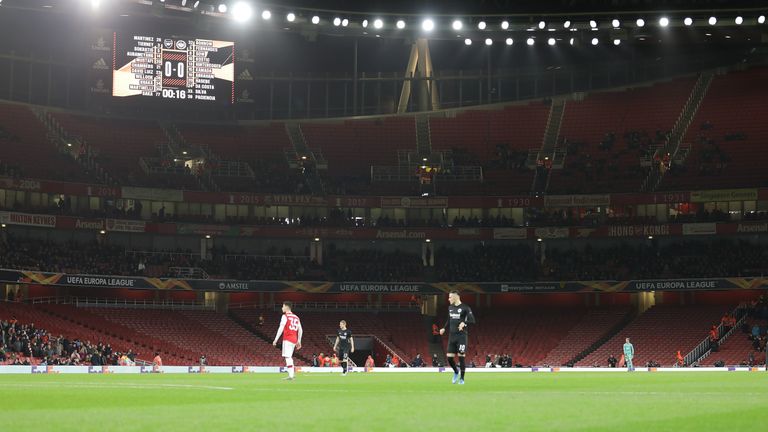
[439,291,475,385]
[333,320,355,376]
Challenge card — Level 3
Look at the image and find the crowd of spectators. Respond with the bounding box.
[0,316,135,366]
[4,234,768,283]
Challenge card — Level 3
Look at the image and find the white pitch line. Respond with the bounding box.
[3,383,233,391]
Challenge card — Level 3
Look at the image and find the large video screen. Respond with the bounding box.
[112,33,234,103]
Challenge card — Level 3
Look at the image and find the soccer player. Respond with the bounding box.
[333,320,355,376]
[439,291,475,385]
[623,337,635,371]
[272,301,303,380]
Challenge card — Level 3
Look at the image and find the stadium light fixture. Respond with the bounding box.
[90,0,100,9]
[505,37,513,45]
[333,17,341,26]
[735,16,743,25]
[342,18,348,27]
[485,38,492,46]
[99,230,106,235]
[286,12,295,22]
[311,15,320,24]
[425,239,431,243]
[313,237,320,242]
[659,17,669,27]
[538,20,546,29]
[193,1,199,9]
[0,223,5,228]
[648,235,653,240]
[373,18,383,29]
[362,19,368,28]
[452,20,463,31]
[526,37,535,45]
[261,10,271,20]
[464,38,472,45]
[589,20,597,29]
[563,20,571,29]
[231,2,252,22]
[591,37,599,45]
[478,21,487,30]
[759,15,766,24]
[708,16,717,25]
[636,18,645,27]
[548,37,556,46]
[422,19,435,32]
[613,39,621,45]
[396,20,406,29]
[537,238,543,242]
[612,19,620,28]
[205,234,212,239]
[684,17,693,26]
[569,37,575,45]
[501,20,509,30]
[218,3,227,14]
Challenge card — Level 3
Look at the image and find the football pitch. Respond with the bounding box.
[1,372,767,431]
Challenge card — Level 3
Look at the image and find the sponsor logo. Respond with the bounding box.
[91,36,111,52]
[737,223,768,233]
[237,69,253,80]
[90,79,110,94]
[633,280,719,291]
[218,282,250,290]
[75,219,104,230]
[92,58,109,70]
[337,283,422,293]
[237,89,253,103]
[375,230,426,240]
[608,225,670,237]
[64,276,136,287]
[0,212,56,227]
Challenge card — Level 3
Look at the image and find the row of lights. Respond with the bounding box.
[462,37,625,46]
[211,3,767,30]
[84,3,768,29]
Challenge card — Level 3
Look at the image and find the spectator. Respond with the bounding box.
[411,354,424,367]
[675,350,684,367]
[607,354,617,368]
[365,355,375,369]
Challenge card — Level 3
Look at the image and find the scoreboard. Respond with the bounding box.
[112,34,235,103]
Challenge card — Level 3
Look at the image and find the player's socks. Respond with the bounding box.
[447,357,458,374]
[459,357,466,380]
[341,361,347,375]
[286,358,295,379]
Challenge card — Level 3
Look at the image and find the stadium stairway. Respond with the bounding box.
[577,305,727,367]
[561,308,637,367]
[227,309,312,366]
[539,307,633,367]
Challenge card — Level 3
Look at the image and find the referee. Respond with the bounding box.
[439,291,475,385]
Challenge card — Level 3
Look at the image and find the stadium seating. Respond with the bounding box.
[700,318,767,366]
[660,68,768,190]
[550,76,697,193]
[85,308,282,365]
[301,117,417,178]
[50,112,167,186]
[0,102,92,183]
[429,103,550,193]
[467,308,586,366]
[539,307,632,366]
[230,309,430,365]
[577,305,727,367]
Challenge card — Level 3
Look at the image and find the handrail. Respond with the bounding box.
[684,303,746,366]
[26,296,212,310]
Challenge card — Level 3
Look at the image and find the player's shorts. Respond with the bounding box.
[338,347,350,361]
[447,335,468,355]
[282,341,296,358]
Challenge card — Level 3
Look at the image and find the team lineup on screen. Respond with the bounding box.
[112,33,235,103]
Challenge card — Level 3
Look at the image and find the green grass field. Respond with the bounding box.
[1,372,767,431]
